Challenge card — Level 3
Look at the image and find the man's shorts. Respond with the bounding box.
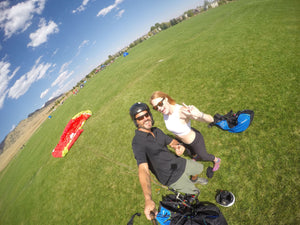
[169,159,204,194]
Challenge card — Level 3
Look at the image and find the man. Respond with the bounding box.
[130,102,208,220]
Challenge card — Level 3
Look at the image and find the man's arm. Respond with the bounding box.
[138,163,156,220]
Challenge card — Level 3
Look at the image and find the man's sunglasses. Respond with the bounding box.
[135,112,150,121]
[153,98,165,110]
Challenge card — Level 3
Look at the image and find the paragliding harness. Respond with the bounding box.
[209,110,254,133]
[155,189,228,225]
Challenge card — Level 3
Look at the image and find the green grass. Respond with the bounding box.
[0,0,299,224]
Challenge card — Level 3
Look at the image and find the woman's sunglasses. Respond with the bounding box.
[153,98,165,110]
[135,112,150,121]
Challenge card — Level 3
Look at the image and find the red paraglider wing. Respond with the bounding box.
[52,110,92,158]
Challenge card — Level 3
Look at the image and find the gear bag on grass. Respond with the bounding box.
[156,194,228,225]
[209,110,254,133]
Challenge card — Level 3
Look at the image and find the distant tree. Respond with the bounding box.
[218,0,227,5]
[186,10,194,17]
[134,39,139,46]
[160,22,170,30]
[104,58,111,65]
[170,19,178,26]
[204,0,210,10]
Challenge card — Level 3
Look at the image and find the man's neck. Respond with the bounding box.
[138,127,152,133]
[138,127,155,137]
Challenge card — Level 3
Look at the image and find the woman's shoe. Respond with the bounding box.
[212,158,221,171]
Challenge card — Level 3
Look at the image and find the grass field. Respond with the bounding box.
[0,0,299,224]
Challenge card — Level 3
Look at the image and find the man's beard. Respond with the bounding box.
[138,119,152,130]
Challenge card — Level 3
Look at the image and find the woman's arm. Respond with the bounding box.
[181,103,214,123]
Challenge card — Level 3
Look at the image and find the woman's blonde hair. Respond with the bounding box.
[150,91,176,105]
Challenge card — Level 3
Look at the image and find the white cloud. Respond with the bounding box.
[49,78,74,100]
[76,40,89,56]
[0,61,10,93]
[10,124,16,132]
[27,18,59,47]
[52,48,59,56]
[97,0,124,17]
[78,40,89,49]
[59,61,72,73]
[0,89,8,110]
[40,88,48,98]
[8,76,26,99]
[72,0,90,14]
[9,66,20,80]
[49,64,56,73]
[0,0,46,39]
[51,70,74,88]
[116,9,125,18]
[0,59,15,109]
[8,57,52,99]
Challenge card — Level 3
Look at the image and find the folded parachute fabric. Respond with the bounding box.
[52,110,92,157]
[209,110,254,133]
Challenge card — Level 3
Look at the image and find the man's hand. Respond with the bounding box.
[175,144,185,156]
[144,199,157,220]
[138,163,157,220]
[169,139,185,156]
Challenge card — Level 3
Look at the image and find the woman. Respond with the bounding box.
[150,91,221,172]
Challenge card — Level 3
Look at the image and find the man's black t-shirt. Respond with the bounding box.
[132,127,186,186]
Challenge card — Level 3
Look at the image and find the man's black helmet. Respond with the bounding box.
[129,102,154,127]
[215,190,235,207]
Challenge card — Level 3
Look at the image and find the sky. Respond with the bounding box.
[0,0,205,142]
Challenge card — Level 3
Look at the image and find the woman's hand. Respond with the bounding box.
[182,103,214,123]
[182,103,204,119]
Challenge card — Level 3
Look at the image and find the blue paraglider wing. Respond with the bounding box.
[211,110,254,133]
[228,114,251,133]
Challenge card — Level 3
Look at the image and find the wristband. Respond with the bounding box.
[200,112,205,119]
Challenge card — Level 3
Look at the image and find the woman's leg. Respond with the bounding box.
[187,129,215,162]
[187,128,221,171]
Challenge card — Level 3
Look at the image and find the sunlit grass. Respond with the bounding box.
[0,0,299,224]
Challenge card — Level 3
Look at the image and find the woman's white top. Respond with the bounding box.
[164,104,191,136]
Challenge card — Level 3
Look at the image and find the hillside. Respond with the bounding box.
[0,94,65,172]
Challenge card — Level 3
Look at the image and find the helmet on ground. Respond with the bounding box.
[129,102,154,127]
[215,190,235,207]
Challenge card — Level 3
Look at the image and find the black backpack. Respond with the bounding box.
[156,193,228,225]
